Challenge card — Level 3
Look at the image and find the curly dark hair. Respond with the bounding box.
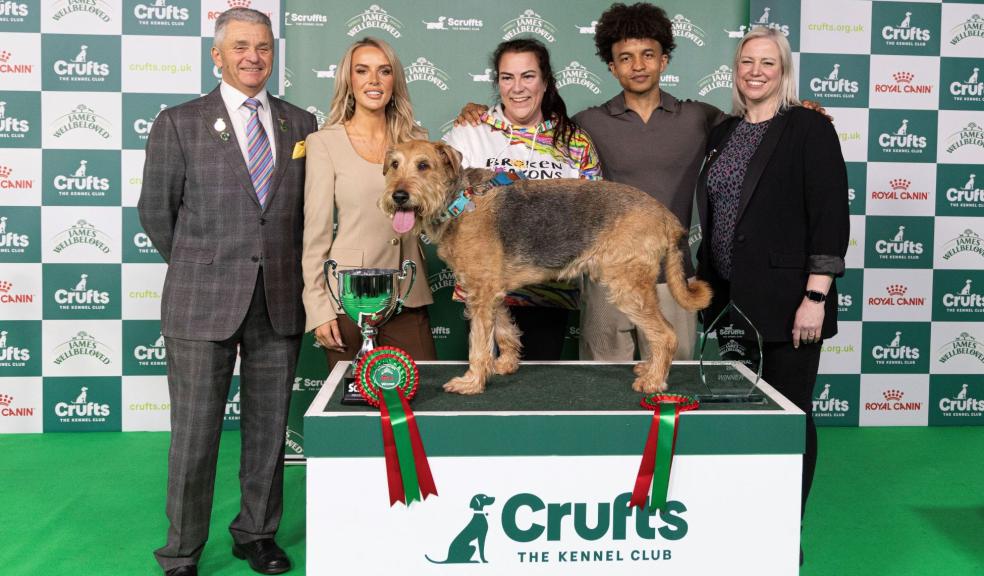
[593,3,676,64]
[491,38,577,157]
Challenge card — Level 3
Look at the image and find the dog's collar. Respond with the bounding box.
[436,171,525,223]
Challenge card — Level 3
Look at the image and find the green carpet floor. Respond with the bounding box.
[1,427,982,575]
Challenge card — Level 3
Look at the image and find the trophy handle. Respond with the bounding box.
[395,259,416,314]
[323,259,342,308]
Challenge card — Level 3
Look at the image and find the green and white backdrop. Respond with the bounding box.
[1,0,982,442]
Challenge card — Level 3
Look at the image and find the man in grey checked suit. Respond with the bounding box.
[138,8,316,576]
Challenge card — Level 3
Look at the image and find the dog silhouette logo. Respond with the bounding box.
[426,494,495,564]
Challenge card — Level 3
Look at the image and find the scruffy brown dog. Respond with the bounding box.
[380,140,711,395]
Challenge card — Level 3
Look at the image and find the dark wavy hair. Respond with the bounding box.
[491,38,577,156]
[593,3,676,63]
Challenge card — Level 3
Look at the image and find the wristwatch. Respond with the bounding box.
[805,290,827,303]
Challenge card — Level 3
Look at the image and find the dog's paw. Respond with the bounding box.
[493,354,519,375]
[633,362,647,376]
[632,375,669,394]
[444,374,485,395]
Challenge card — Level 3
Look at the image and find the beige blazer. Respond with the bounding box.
[302,124,433,332]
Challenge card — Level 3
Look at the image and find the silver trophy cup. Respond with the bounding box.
[323,259,416,404]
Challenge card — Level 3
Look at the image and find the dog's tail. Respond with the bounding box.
[663,242,712,312]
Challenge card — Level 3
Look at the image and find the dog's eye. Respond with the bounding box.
[417,161,430,171]
[390,160,399,170]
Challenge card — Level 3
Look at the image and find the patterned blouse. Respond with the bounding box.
[707,118,771,280]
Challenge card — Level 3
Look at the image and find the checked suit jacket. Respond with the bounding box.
[139,86,318,341]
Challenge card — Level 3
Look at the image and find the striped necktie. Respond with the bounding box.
[243,97,274,207]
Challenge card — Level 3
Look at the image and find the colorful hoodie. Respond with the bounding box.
[442,105,602,308]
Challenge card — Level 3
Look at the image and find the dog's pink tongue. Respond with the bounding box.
[392,209,416,234]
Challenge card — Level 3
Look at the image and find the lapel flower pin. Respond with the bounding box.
[279,117,288,132]
[214,118,230,141]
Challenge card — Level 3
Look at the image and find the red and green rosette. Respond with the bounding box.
[355,346,437,507]
[630,393,700,512]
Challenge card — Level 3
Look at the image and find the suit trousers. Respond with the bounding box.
[579,277,697,361]
[761,340,822,520]
[326,306,437,372]
[155,271,301,571]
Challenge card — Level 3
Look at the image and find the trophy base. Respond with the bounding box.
[340,373,369,405]
[695,392,767,404]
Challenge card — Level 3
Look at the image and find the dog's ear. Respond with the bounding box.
[435,141,463,184]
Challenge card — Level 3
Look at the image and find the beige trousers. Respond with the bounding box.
[579,277,698,361]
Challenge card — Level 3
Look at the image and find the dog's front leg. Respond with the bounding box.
[445,294,496,394]
[492,305,520,375]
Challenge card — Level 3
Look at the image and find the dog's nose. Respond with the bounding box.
[392,190,409,206]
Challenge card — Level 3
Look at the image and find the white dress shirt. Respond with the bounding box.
[219,81,277,165]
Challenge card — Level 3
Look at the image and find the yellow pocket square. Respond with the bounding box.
[292,141,306,159]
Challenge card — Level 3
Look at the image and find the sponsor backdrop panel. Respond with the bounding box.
[2,0,983,441]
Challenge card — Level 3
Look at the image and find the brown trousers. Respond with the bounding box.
[325,306,437,371]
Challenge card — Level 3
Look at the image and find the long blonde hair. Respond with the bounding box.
[325,37,426,143]
[730,27,800,118]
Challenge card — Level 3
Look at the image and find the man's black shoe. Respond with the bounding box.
[165,567,197,576]
[232,539,291,575]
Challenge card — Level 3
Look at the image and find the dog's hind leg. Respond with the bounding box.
[492,305,521,375]
[446,290,498,394]
[603,268,677,393]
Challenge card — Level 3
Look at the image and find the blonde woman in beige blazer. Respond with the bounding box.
[302,37,436,369]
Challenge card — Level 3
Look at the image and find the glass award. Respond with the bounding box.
[697,301,765,403]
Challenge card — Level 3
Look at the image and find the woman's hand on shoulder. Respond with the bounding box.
[314,320,345,352]
[454,103,488,127]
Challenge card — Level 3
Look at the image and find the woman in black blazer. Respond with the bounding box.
[696,27,850,560]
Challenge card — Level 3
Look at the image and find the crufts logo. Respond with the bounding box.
[949,67,982,101]
[0,327,31,365]
[936,332,984,365]
[813,383,849,414]
[0,214,31,251]
[809,64,859,96]
[133,0,190,23]
[0,100,31,137]
[940,229,983,261]
[54,160,110,194]
[54,386,110,421]
[871,330,920,363]
[0,2,29,20]
[870,178,928,202]
[501,9,557,43]
[881,11,931,44]
[346,5,402,38]
[939,384,984,415]
[941,278,984,311]
[877,118,927,151]
[0,165,33,190]
[748,6,790,36]
[134,104,167,137]
[426,494,496,564]
[53,44,110,80]
[54,273,111,307]
[133,333,166,363]
[874,225,923,258]
[311,65,336,79]
[866,388,922,412]
[1,393,33,417]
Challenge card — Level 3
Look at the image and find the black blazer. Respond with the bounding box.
[696,106,850,342]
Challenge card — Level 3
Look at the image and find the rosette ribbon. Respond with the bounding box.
[355,347,437,506]
[630,393,700,512]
